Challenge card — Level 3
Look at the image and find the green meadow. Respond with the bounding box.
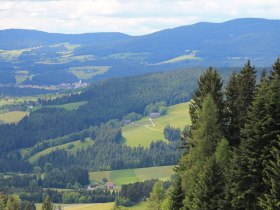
[155,50,202,65]
[69,66,110,79]
[0,111,28,123]
[35,202,147,210]
[89,165,175,186]
[122,102,190,147]
[36,203,115,210]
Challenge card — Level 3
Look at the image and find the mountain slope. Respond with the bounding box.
[0,18,279,85]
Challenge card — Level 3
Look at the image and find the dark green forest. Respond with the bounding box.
[151,58,280,210]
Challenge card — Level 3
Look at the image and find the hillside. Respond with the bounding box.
[123,102,190,147]
[23,102,190,163]
[0,18,279,85]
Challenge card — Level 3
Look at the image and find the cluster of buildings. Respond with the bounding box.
[87,182,117,191]
[58,80,88,90]
[16,80,89,90]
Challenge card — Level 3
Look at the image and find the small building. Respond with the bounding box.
[87,182,99,190]
[123,119,132,125]
[150,112,160,118]
[106,182,116,189]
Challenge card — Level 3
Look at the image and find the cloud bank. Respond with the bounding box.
[0,0,279,35]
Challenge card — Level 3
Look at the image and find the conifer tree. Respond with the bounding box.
[260,69,267,84]
[161,187,173,210]
[270,57,280,79]
[189,67,224,131]
[225,71,240,146]
[42,196,54,210]
[189,158,225,210]
[237,60,256,131]
[147,181,165,210]
[190,94,223,157]
[259,138,280,210]
[225,61,257,147]
[230,75,280,210]
[5,196,20,210]
[181,95,223,209]
[170,175,184,210]
[0,193,4,210]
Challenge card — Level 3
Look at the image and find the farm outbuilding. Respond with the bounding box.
[150,112,160,118]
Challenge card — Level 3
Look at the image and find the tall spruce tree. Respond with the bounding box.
[230,75,280,210]
[237,60,257,131]
[147,181,165,210]
[225,71,240,146]
[42,196,54,210]
[225,61,257,147]
[189,158,225,210]
[259,138,280,210]
[181,95,223,209]
[189,67,224,131]
[270,57,280,80]
[170,175,184,210]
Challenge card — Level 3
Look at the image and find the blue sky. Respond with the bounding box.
[0,0,279,35]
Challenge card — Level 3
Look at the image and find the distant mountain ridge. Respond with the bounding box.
[0,18,279,85]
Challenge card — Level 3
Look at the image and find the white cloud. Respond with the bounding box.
[0,0,279,35]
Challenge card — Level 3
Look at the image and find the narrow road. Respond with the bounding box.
[149,117,155,126]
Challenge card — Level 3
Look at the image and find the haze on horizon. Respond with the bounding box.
[0,0,280,35]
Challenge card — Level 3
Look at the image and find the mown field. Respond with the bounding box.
[69,66,110,80]
[89,165,175,185]
[36,202,147,210]
[35,203,113,210]
[0,111,28,123]
[122,102,190,147]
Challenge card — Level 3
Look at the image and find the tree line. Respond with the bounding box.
[149,58,280,210]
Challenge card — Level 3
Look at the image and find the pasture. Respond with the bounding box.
[89,165,175,185]
[0,111,28,123]
[69,66,110,80]
[122,102,190,147]
[35,202,147,210]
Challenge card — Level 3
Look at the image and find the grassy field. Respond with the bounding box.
[35,201,148,210]
[35,202,147,210]
[122,102,190,147]
[155,50,202,65]
[69,66,110,79]
[36,203,114,210]
[46,101,88,111]
[0,96,37,107]
[0,111,28,123]
[28,138,94,163]
[89,165,175,185]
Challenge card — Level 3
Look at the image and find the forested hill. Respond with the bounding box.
[0,18,280,85]
[1,68,224,156]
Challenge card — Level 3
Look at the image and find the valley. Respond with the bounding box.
[0,7,280,209]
